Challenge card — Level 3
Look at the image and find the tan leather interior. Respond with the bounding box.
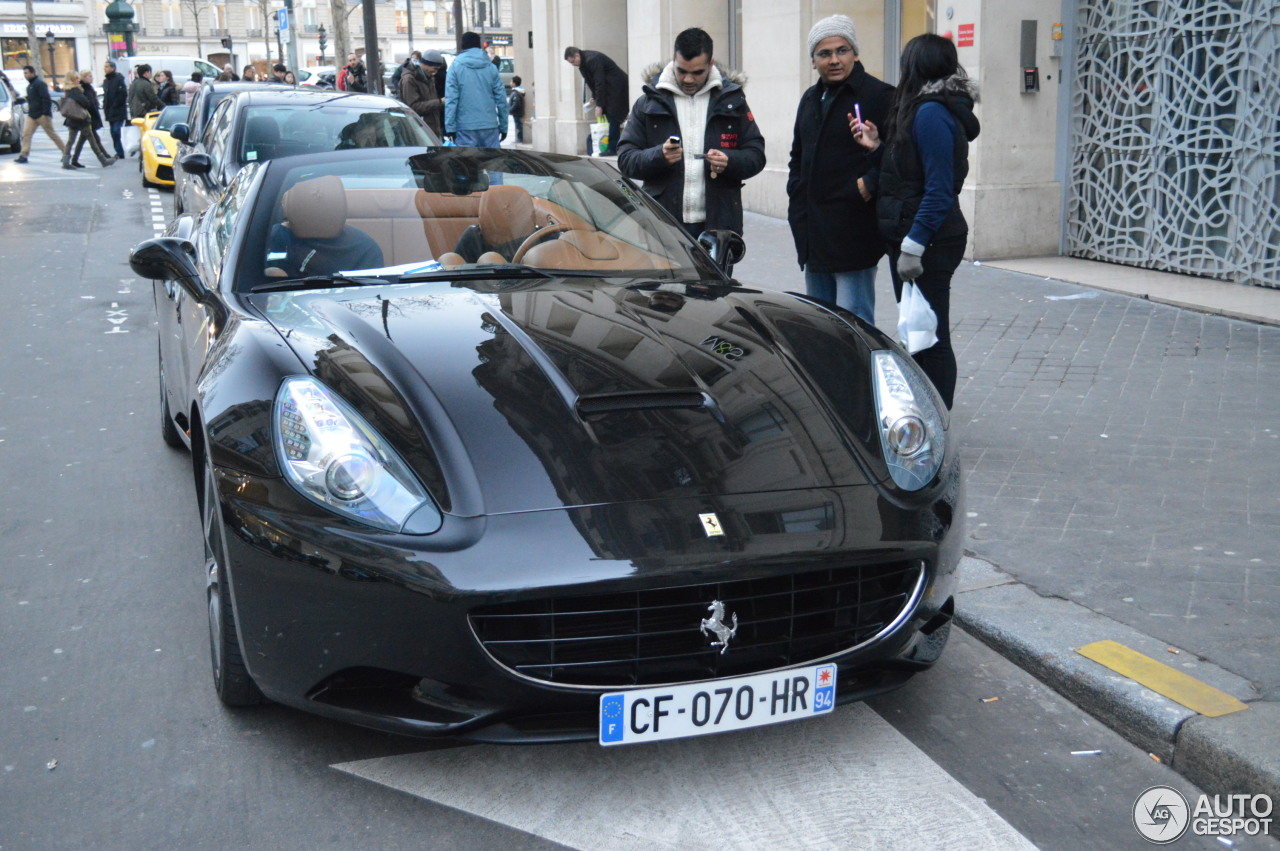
[476,251,508,265]
[415,191,483,257]
[522,230,676,271]
[437,251,465,269]
[345,189,434,267]
[478,185,537,246]
[531,197,592,231]
[283,176,347,240]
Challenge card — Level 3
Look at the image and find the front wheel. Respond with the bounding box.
[202,457,264,707]
[158,345,184,449]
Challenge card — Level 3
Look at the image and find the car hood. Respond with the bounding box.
[249,278,886,516]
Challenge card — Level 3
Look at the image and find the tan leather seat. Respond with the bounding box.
[284,175,347,239]
[521,229,676,272]
[475,185,539,260]
[415,191,483,257]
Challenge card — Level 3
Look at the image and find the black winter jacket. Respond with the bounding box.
[577,50,629,120]
[158,80,180,106]
[617,65,765,235]
[876,75,980,247]
[102,71,127,123]
[82,82,104,130]
[786,62,894,273]
[25,76,53,119]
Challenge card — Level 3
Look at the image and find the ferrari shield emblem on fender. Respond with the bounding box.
[698,512,724,537]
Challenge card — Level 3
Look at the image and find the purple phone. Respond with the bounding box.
[854,103,863,128]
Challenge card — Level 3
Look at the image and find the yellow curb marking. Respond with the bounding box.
[1075,640,1249,718]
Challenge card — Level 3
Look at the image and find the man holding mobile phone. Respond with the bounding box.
[617,28,765,241]
[787,14,893,325]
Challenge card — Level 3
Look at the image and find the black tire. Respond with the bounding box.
[201,456,264,707]
[158,347,185,449]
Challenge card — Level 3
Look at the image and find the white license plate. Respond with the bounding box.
[598,663,837,746]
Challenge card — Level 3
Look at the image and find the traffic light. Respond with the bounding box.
[220,35,232,50]
[318,26,327,56]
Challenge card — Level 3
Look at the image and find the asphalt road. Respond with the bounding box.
[0,150,1273,850]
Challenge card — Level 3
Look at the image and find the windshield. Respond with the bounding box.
[238,104,437,164]
[236,149,720,291]
[154,105,189,131]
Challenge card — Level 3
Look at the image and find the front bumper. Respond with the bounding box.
[213,463,962,742]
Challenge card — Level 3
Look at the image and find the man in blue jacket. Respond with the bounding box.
[16,66,66,164]
[444,31,507,147]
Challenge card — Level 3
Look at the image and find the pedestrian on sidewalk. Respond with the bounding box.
[564,45,628,157]
[101,59,128,159]
[445,32,507,147]
[400,51,444,139]
[128,64,162,119]
[16,66,66,164]
[854,33,980,410]
[156,70,180,106]
[616,27,765,241]
[507,76,526,143]
[242,65,259,83]
[182,71,203,104]
[786,14,894,326]
[78,69,116,167]
[59,71,114,169]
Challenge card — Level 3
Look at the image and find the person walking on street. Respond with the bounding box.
[59,71,115,169]
[182,71,203,104]
[617,28,765,241]
[400,51,445,138]
[507,76,526,144]
[339,55,367,92]
[444,32,507,147]
[155,70,180,106]
[564,45,628,156]
[101,59,128,159]
[786,14,894,326]
[854,33,979,409]
[16,66,66,164]
[78,69,114,166]
[128,64,163,119]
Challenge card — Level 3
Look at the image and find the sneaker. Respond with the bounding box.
[62,162,75,170]
[104,156,117,167]
[15,156,27,163]
[72,161,86,168]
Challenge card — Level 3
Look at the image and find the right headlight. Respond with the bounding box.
[872,350,946,490]
[273,377,441,533]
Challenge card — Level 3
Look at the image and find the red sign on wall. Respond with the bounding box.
[958,23,975,47]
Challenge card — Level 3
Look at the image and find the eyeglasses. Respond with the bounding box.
[815,46,854,60]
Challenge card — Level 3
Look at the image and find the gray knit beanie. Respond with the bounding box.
[807,14,859,57]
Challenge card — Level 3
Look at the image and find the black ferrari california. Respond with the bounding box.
[130,147,962,745]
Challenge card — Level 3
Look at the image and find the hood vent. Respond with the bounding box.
[576,390,712,416]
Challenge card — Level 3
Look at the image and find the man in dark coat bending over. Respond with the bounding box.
[616,28,765,241]
[564,45,628,156]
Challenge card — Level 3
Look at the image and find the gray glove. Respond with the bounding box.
[896,250,926,280]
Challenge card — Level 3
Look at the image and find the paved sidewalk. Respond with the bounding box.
[736,211,1280,799]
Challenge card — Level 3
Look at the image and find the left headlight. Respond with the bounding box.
[872,350,947,491]
[149,135,169,157]
[274,377,441,533]
[0,106,11,122]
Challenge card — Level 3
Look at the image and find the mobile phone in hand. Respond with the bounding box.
[667,136,681,145]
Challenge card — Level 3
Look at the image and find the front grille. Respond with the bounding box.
[470,561,924,687]
[156,164,174,182]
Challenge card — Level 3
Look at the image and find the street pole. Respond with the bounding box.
[275,15,284,70]
[362,0,380,93]
[285,0,299,71]
[405,0,413,53]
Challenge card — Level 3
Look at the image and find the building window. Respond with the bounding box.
[245,2,262,36]
[302,0,318,33]
[423,1,453,35]
[163,2,182,35]
[395,9,409,34]
[210,0,228,34]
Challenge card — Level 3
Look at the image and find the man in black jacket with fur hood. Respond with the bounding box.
[787,15,893,325]
[617,28,765,240]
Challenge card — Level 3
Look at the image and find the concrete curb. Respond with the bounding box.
[953,555,1279,800]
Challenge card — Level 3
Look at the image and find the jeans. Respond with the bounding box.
[454,127,500,148]
[804,266,877,326]
[109,119,126,159]
[888,234,966,410]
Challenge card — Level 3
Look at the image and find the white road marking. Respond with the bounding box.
[334,703,1035,849]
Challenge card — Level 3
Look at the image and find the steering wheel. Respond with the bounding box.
[512,223,576,264]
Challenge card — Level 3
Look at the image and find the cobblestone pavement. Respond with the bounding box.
[737,211,1280,698]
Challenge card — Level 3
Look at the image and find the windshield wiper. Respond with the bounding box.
[250,274,389,293]
[398,264,565,282]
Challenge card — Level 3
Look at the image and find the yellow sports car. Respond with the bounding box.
[132,104,187,188]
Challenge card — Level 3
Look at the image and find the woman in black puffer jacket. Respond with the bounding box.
[156,70,180,106]
[854,33,979,410]
[59,71,115,169]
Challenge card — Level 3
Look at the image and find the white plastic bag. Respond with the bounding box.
[500,115,517,148]
[589,119,609,157]
[897,282,938,354]
[122,123,141,157]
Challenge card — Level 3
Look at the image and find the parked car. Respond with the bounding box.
[297,65,337,88]
[133,104,188,188]
[128,145,962,743]
[112,55,220,86]
[0,71,24,153]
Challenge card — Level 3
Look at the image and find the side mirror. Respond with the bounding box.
[131,117,146,128]
[697,229,746,277]
[180,152,211,174]
[170,122,190,143]
[130,237,201,291]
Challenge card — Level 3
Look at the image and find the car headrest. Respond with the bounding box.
[479,185,535,246]
[283,175,347,240]
[244,115,280,146]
